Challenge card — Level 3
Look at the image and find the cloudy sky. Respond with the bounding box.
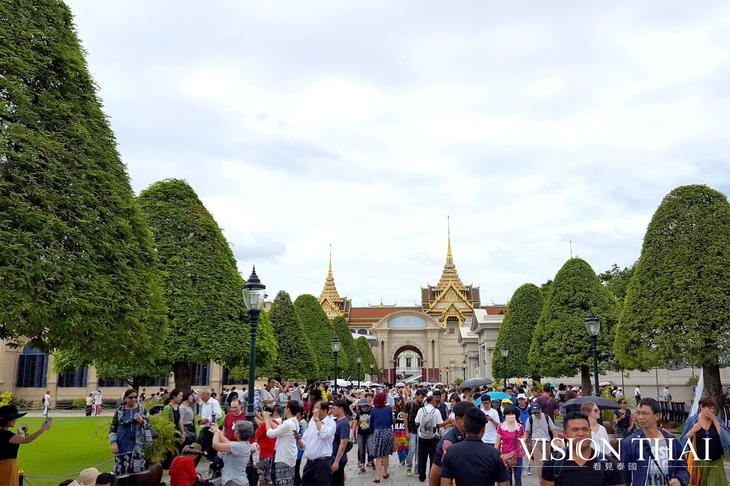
[66,0,730,306]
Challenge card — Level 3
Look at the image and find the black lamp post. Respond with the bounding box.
[585,311,601,398]
[500,345,509,389]
[462,358,466,380]
[369,363,374,383]
[357,352,363,389]
[331,336,341,397]
[242,266,266,420]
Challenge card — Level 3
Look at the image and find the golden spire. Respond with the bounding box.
[437,217,463,289]
[320,244,341,303]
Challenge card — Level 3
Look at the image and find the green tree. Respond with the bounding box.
[332,316,358,379]
[268,291,318,380]
[0,0,166,361]
[138,179,251,390]
[493,284,543,382]
[294,294,336,381]
[528,258,619,394]
[355,336,380,379]
[598,264,635,302]
[615,185,730,407]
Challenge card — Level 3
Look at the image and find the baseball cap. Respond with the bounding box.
[501,397,513,404]
[530,403,542,412]
[357,398,369,406]
[517,394,527,400]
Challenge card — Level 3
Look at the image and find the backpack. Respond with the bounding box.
[528,414,554,440]
[419,407,439,439]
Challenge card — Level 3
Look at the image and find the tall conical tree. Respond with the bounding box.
[294,294,336,381]
[528,258,619,394]
[615,185,730,407]
[0,0,166,360]
[356,336,380,378]
[332,316,358,379]
[269,291,318,380]
[138,179,249,390]
[493,284,543,381]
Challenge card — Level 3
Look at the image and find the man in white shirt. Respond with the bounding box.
[290,383,302,403]
[301,400,336,486]
[415,396,444,482]
[260,378,281,408]
[42,390,51,416]
[634,385,641,403]
[198,388,223,461]
[480,394,500,447]
[265,401,300,486]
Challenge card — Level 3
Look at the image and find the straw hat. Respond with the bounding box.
[78,467,100,486]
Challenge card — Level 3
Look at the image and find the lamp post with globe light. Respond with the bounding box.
[331,336,341,397]
[242,267,266,420]
[357,352,363,389]
[585,311,601,397]
[500,345,509,389]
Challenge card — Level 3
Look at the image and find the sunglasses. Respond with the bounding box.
[128,396,138,400]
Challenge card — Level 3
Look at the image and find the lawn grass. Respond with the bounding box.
[15,416,111,486]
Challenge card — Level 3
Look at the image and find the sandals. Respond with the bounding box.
[383,473,390,479]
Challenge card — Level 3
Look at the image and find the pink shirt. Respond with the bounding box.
[496,424,524,457]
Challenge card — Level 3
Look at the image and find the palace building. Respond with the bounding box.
[319,226,508,384]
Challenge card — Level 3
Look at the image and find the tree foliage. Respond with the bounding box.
[269,291,318,380]
[332,316,358,379]
[615,185,730,403]
[294,294,336,381]
[598,264,635,302]
[0,0,166,361]
[355,336,380,378]
[138,179,251,389]
[528,258,619,390]
[493,284,543,380]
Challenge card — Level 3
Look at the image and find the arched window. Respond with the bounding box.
[16,345,48,388]
[58,367,88,387]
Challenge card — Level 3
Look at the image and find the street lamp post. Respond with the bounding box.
[585,311,601,398]
[331,336,341,397]
[357,352,363,389]
[500,345,509,389]
[462,358,466,380]
[369,363,374,382]
[242,266,266,420]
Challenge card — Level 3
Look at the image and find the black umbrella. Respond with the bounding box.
[459,377,494,390]
[562,396,620,412]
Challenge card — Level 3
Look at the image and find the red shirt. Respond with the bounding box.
[223,411,248,441]
[169,456,197,486]
[254,419,279,458]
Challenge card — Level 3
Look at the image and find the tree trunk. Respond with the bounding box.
[581,365,592,396]
[173,363,193,391]
[131,376,142,392]
[703,362,723,416]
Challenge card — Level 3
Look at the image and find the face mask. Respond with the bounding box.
[505,415,517,425]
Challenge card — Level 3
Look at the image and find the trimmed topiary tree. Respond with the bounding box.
[615,185,730,407]
[528,258,619,394]
[269,291,318,380]
[0,0,166,361]
[493,284,543,382]
[332,316,358,379]
[356,336,379,378]
[294,294,336,381]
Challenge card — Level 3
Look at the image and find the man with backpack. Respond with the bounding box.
[404,389,426,476]
[541,412,624,486]
[524,403,556,477]
[415,395,444,482]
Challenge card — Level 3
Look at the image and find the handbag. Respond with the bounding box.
[501,451,517,468]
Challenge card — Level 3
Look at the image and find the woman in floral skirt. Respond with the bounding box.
[368,392,394,483]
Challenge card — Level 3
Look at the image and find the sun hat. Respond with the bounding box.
[358,398,369,406]
[501,398,513,404]
[78,467,100,486]
[0,405,27,424]
[182,443,204,455]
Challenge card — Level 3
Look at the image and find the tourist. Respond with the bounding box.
[109,389,148,476]
[415,395,444,482]
[353,398,373,473]
[662,385,672,402]
[634,385,641,403]
[495,406,524,486]
[680,396,730,486]
[536,385,559,421]
[293,405,308,486]
[211,421,256,486]
[265,401,299,486]
[580,401,610,456]
[542,412,624,486]
[179,390,197,444]
[515,394,530,425]
[94,391,103,416]
[393,395,408,465]
[260,378,282,408]
[428,400,475,486]
[223,399,247,441]
[369,392,394,483]
[404,389,426,476]
[0,404,51,483]
[613,399,632,438]
[440,407,510,486]
[523,403,555,477]
[621,398,688,486]
[169,442,204,486]
[301,401,336,486]
[329,400,350,486]
[85,393,94,417]
[95,472,116,485]
[480,394,501,447]
[163,388,185,438]
[197,388,223,461]
[254,405,280,486]
[75,467,100,486]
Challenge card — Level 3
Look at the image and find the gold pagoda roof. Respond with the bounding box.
[436,218,464,289]
[319,246,342,303]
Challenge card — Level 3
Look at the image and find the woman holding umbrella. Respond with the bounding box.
[0,405,52,483]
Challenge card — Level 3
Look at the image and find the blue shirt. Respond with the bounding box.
[440,437,510,484]
[516,405,530,425]
[434,426,464,467]
[331,417,350,464]
[370,406,393,430]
